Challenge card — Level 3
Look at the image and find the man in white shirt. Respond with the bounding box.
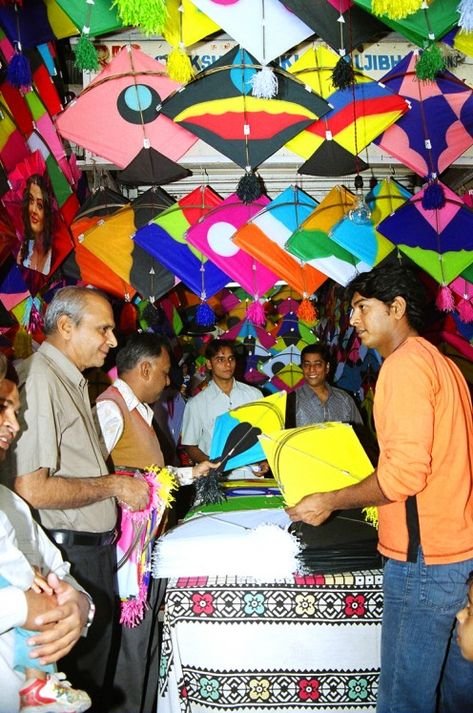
[0,356,91,712]
[181,339,269,479]
[95,333,214,713]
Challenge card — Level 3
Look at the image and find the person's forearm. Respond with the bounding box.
[327,471,390,511]
[14,468,122,510]
[183,445,208,464]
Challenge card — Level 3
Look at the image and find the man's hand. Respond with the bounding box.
[27,573,89,666]
[286,491,335,526]
[115,474,150,511]
[192,460,220,479]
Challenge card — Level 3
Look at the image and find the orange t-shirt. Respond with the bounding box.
[374,337,473,564]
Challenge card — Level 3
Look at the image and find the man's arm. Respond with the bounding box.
[286,470,391,526]
[182,445,208,464]
[14,467,150,512]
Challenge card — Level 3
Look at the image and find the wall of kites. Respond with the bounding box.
[0,0,473,400]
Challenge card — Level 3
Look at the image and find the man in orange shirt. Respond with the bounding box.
[287,260,473,713]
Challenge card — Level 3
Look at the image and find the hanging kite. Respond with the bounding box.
[55,45,197,168]
[285,185,371,286]
[286,44,409,174]
[80,187,178,301]
[186,192,280,301]
[232,185,327,300]
[329,176,412,267]
[280,0,388,56]
[160,45,331,198]
[374,51,473,187]
[133,185,230,307]
[377,182,473,301]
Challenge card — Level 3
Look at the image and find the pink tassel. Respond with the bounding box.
[246,299,266,326]
[297,298,317,325]
[457,296,473,323]
[120,581,148,628]
[435,284,455,312]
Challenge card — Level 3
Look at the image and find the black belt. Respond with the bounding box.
[48,528,117,547]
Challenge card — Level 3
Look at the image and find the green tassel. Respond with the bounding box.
[415,45,446,81]
[112,0,168,35]
[73,34,99,72]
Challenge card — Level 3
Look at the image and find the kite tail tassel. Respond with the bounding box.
[457,295,473,322]
[372,0,422,19]
[458,0,473,32]
[236,171,263,204]
[196,301,216,327]
[415,44,446,80]
[74,34,99,72]
[362,506,378,529]
[435,284,455,312]
[167,44,194,83]
[7,50,31,89]
[114,0,168,35]
[246,299,266,326]
[250,65,278,99]
[195,469,227,506]
[331,56,355,90]
[421,181,445,210]
[297,297,317,325]
[119,301,138,334]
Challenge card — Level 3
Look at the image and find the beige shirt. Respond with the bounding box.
[10,341,116,533]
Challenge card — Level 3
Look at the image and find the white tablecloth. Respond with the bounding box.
[158,569,383,712]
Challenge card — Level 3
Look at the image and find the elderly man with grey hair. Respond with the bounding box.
[8,286,149,713]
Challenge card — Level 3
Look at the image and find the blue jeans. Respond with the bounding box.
[377,550,473,713]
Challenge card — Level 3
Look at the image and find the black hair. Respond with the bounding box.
[300,343,331,365]
[346,259,427,333]
[204,338,236,360]
[116,333,170,376]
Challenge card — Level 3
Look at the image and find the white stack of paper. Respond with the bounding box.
[152,508,300,582]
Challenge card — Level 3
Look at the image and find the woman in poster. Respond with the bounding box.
[18,174,53,275]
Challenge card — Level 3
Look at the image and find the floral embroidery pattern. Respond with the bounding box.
[348,677,369,701]
[295,593,316,617]
[199,676,220,701]
[298,677,320,701]
[191,592,214,615]
[249,678,271,701]
[344,594,366,617]
[243,592,265,616]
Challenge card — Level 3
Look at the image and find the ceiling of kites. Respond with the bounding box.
[0,0,473,391]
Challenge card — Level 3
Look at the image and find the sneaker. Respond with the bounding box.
[19,673,91,713]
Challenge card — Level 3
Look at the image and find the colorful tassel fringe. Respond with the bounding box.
[415,45,445,81]
[371,0,422,19]
[435,284,455,312]
[167,44,194,83]
[236,171,263,204]
[7,50,31,89]
[457,296,473,322]
[297,298,317,325]
[458,0,473,32]
[246,299,266,326]
[362,506,379,528]
[112,0,168,35]
[74,34,99,72]
[249,65,278,99]
[421,181,445,210]
[331,56,355,90]
[196,301,216,327]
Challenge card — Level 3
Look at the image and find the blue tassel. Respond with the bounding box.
[421,181,445,210]
[7,51,32,89]
[195,301,215,327]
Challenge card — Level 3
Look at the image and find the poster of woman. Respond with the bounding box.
[17,174,53,275]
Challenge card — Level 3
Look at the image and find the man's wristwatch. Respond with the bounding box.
[81,594,96,637]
